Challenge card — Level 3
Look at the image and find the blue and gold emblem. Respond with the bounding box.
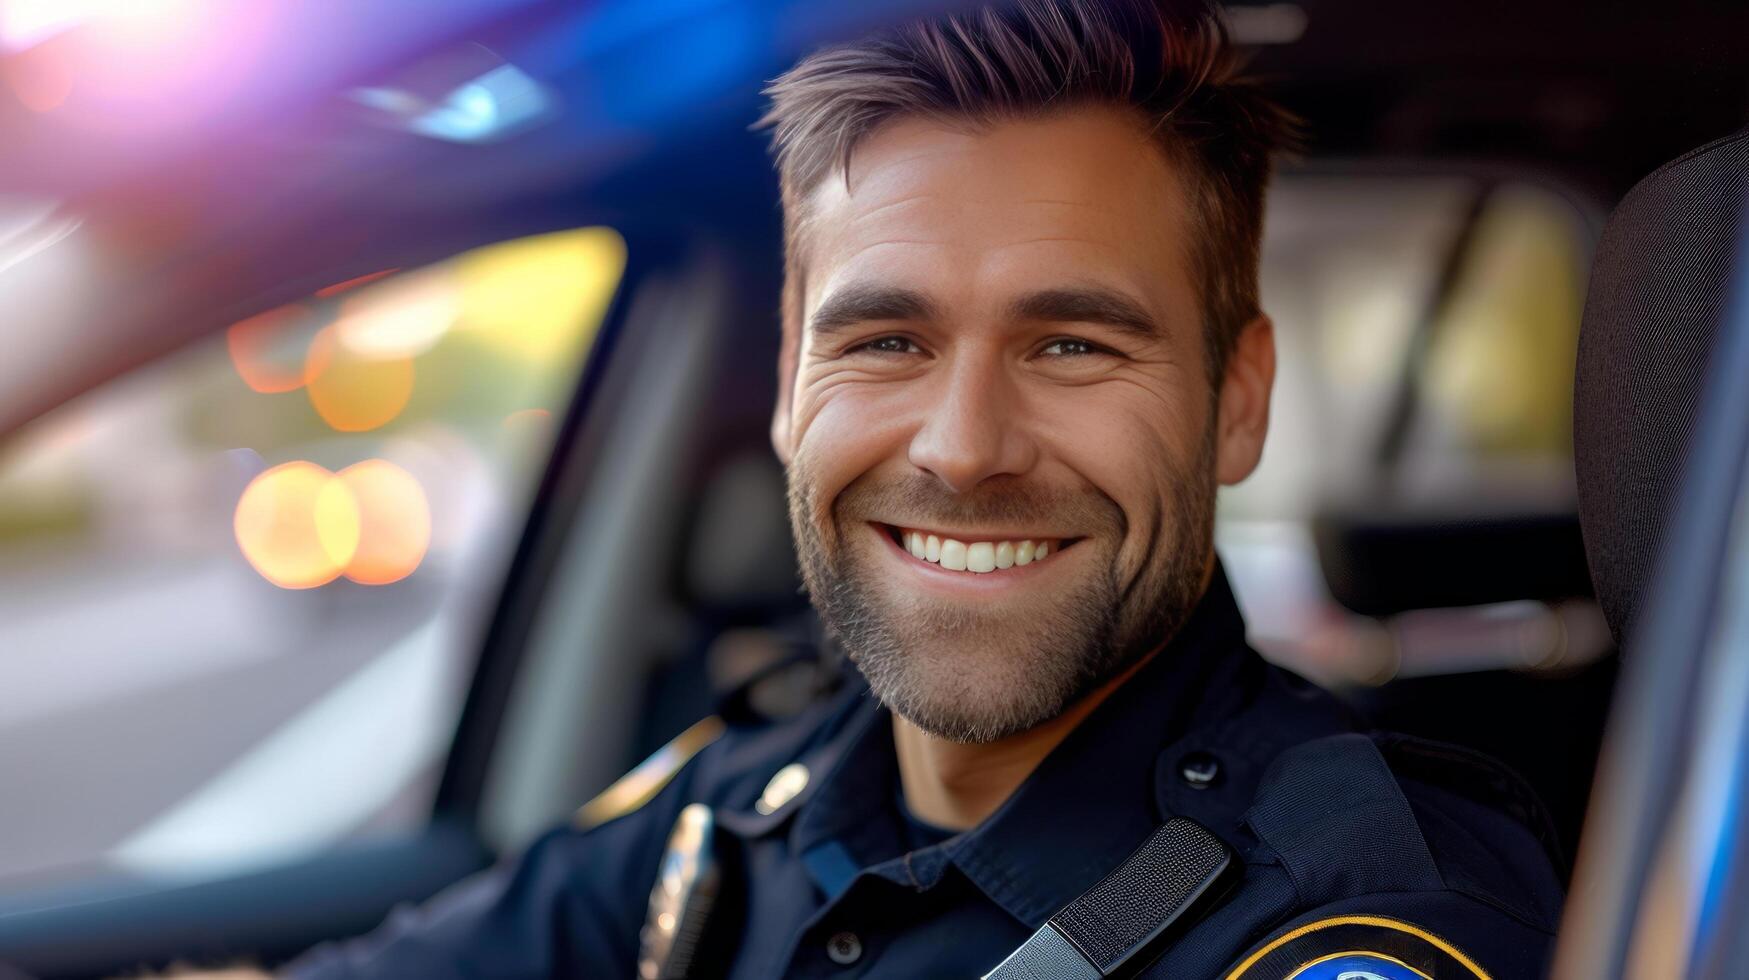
[1285,951,1430,979]
[1224,915,1490,980]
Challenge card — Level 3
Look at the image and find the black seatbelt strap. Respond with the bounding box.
[983,817,1240,980]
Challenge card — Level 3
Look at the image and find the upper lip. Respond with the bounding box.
[879,521,1077,541]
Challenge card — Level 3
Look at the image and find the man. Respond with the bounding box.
[206,0,1565,976]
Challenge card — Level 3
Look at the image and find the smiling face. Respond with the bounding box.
[775,108,1275,743]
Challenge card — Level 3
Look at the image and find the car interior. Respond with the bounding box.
[0,1,1745,977]
[1556,123,1749,979]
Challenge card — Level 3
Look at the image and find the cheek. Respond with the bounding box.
[793,381,919,518]
[1031,387,1203,558]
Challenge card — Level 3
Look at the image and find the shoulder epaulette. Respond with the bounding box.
[1370,731,1567,874]
[575,716,725,830]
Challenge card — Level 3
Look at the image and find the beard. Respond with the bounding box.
[787,426,1217,744]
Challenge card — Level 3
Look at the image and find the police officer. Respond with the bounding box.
[262,1,1565,976]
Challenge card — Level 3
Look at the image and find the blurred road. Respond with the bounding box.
[0,549,454,887]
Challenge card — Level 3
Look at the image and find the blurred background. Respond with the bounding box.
[0,226,621,884]
[0,2,1744,973]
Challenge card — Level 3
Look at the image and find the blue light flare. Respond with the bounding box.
[351,61,554,144]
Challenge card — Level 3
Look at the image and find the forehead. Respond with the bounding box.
[800,108,1196,315]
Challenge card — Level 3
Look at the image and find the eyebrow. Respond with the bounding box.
[806,282,1160,339]
[1008,286,1160,338]
[808,284,939,335]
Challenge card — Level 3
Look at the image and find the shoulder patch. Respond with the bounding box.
[575,716,725,829]
[1277,952,1430,979]
[1224,915,1492,980]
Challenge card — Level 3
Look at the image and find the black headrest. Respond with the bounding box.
[1574,128,1749,644]
[685,452,804,613]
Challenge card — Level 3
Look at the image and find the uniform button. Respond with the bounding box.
[825,930,863,965]
[1179,751,1221,789]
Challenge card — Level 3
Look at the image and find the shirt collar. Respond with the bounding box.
[786,694,905,876]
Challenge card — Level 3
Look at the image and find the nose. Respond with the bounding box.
[907,354,1039,493]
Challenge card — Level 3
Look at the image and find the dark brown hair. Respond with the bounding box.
[756,0,1297,381]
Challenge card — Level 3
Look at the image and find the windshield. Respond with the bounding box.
[0,227,623,888]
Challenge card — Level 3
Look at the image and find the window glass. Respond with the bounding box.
[0,227,624,889]
[1219,176,1596,681]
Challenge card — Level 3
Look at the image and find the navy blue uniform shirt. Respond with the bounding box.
[284,570,1564,978]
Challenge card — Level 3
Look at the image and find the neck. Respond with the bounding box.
[892,651,1157,831]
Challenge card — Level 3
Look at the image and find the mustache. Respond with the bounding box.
[832,472,1124,534]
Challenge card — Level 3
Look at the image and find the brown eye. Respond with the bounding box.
[854,336,921,355]
[1040,338,1103,357]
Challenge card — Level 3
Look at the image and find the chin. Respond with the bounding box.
[852,625,1097,743]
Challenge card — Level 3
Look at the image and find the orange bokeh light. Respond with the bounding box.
[3,44,74,112]
[234,459,432,589]
[233,461,360,589]
[334,459,431,586]
[304,326,415,432]
[226,304,315,394]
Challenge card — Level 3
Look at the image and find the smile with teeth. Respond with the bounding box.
[887,525,1065,574]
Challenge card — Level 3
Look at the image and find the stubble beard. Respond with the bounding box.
[787,429,1217,745]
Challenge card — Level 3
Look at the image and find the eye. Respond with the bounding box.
[1038,337,1110,358]
[850,335,922,356]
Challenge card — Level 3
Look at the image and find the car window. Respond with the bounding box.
[0,227,625,890]
[1218,175,1599,682]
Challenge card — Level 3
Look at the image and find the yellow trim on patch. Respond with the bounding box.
[574,716,725,829]
[1222,915,1492,980]
[1289,949,1432,979]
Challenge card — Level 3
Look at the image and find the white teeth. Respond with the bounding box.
[939,538,968,571]
[896,528,1060,574]
[967,542,996,573]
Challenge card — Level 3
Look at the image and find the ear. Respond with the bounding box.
[1214,314,1275,486]
[770,317,799,465]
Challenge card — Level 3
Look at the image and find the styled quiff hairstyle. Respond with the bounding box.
[757,0,1296,383]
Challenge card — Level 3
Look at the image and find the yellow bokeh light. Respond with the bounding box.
[227,304,316,394]
[456,227,626,363]
[234,461,360,590]
[304,325,415,432]
[334,266,460,359]
[334,459,431,586]
[313,477,364,567]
